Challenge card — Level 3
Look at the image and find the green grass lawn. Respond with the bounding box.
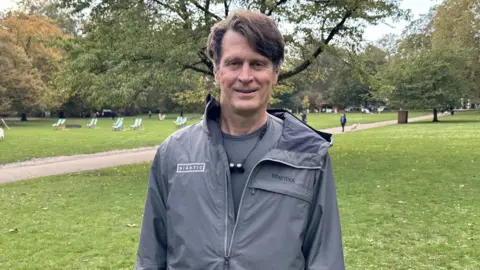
[0,111,430,164]
[0,114,198,165]
[1,111,478,269]
[300,110,431,129]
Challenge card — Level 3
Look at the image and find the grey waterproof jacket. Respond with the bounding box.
[135,96,345,270]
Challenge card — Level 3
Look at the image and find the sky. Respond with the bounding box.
[363,0,442,41]
[0,0,441,42]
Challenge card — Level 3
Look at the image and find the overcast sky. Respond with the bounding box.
[1,0,440,42]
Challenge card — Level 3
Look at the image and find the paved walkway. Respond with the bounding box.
[0,114,437,184]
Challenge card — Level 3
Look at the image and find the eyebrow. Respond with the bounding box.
[223,56,269,64]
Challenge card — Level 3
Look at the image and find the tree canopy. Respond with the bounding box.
[53,0,409,108]
[0,12,69,114]
[2,0,479,117]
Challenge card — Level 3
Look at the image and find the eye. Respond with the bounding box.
[252,61,266,69]
[227,61,241,67]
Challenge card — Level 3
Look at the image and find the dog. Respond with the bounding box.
[350,123,359,131]
[0,127,4,140]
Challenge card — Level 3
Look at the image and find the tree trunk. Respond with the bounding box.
[433,108,439,122]
[21,113,28,121]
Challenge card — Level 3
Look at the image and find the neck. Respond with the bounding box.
[220,110,268,136]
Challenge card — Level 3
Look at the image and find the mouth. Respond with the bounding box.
[233,88,257,94]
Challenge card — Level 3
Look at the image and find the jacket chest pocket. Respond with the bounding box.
[247,162,317,204]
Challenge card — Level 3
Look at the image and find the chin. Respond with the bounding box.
[232,104,263,116]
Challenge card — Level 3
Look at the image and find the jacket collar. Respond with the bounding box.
[201,94,333,161]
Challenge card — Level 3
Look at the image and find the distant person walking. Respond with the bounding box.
[340,113,347,132]
[148,111,152,119]
[300,109,307,123]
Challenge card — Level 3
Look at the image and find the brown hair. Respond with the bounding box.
[206,10,285,71]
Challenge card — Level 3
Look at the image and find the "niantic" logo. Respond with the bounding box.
[177,163,205,173]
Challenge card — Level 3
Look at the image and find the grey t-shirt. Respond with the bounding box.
[221,115,283,219]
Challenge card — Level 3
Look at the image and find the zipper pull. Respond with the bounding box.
[224,256,230,269]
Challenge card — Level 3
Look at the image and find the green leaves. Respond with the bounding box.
[53,0,410,107]
[374,47,468,110]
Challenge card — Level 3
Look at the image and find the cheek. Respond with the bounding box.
[218,71,237,86]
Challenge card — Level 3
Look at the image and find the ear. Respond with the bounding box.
[272,66,280,85]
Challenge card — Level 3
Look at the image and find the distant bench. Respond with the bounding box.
[65,124,82,129]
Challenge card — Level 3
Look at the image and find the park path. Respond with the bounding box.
[0,114,438,184]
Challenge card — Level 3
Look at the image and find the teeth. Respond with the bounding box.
[236,89,255,93]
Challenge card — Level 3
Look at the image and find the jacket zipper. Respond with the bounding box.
[224,170,230,269]
[224,256,230,270]
[224,157,323,264]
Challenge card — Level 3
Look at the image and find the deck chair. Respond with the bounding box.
[112,118,124,131]
[130,118,143,130]
[112,118,121,126]
[53,119,66,130]
[174,116,184,128]
[173,116,181,124]
[86,118,98,128]
[52,119,61,129]
[175,117,187,128]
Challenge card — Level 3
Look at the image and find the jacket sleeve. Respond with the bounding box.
[135,144,169,270]
[302,153,345,270]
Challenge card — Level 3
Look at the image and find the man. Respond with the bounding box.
[340,113,347,132]
[300,109,307,123]
[135,10,345,270]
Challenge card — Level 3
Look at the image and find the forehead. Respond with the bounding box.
[220,30,269,62]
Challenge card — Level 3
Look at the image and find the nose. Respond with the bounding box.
[238,63,253,83]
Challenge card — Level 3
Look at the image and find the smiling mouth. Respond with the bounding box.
[234,89,257,94]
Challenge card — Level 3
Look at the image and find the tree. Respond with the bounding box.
[323,44,388,109]
[303,95,310,110]
[325,67,370,109]
[0,29,43,114]
[17,0,84,35]
[54,2,184,111]
[430,0,480,104]
[0,12,69,116]
[374,47,469,121]
[57,0,410,107]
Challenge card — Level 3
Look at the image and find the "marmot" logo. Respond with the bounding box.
[272,173,295,183]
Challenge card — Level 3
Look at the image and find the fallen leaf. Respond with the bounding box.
[126,224,138,228]
[8,228,19,233]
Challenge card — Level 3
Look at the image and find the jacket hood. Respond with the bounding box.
[200,94,333,162]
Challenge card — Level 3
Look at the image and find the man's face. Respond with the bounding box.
[214,30,279,117]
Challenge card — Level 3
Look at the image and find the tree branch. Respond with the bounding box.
[204,0,211,24]
[266,0,288,16]
[197,48,214,72]
[152,0,178,16]
[190,0,222,21]
[132,55,153,61]
[183,64,214,76]
[224,0,230,17]
[278,8,353,81]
